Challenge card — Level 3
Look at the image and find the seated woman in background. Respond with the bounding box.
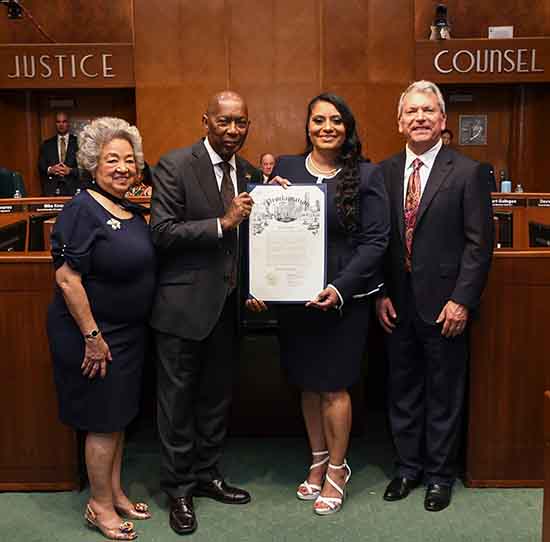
[247,93,389,515]
[126,161,153,197]
[47,117,156,540]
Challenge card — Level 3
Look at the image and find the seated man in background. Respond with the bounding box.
[259,152,275,182]
[38,112,79,196]
[0,167,26,198]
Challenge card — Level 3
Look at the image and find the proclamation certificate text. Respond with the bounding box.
[247,183,326,303]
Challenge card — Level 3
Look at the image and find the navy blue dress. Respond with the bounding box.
[47,190,156,432]
[271,156,389,392]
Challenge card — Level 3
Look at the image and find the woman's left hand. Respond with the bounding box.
[81,336,112,379]
[306,287,340,311]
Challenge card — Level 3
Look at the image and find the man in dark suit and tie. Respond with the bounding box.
[376,80,493,512]
[150,91,259,535]
[259,152,275,183]
[38,111,79,196]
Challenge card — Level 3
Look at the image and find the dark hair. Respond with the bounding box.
[141,162,153,186]
[305,93,362,233]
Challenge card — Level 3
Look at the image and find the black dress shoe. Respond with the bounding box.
[383,476,421,501]
[170,496,197,535]
[194,479,251,504]
[424,483,452,512]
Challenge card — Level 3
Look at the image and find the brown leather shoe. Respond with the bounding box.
[169,496,197,535]
[194,479,251,504]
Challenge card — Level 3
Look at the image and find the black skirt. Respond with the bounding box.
[277,299,370,392]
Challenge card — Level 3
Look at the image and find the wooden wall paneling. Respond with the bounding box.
[521,86,550,193]
[0,258,78,489]
[467,252,550,486]
[229,0,321,162]
[364,0,415,161]
[134,0,227,163]
[367,0,415,85]
[0,1,133,44]
[135,1,416,165]
[0,91,41,197]
[509,85,526,192]
[442,86,514,178]
[415,0,550,40]
[323,0,369,86]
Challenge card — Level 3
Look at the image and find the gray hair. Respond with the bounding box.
[77,117,144,176]
[397,80,446,119]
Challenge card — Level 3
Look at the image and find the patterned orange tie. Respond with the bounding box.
[404,158,423,272]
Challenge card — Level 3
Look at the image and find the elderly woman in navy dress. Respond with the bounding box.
[247,94,389,515]
[47,118,156,540]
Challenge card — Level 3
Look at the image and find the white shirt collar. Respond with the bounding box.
[58,134,68,141]
[203,137,237,171]
[405,139,442,171]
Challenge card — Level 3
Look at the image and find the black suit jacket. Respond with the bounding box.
[38,134,79,196]
[379,145,493,324]
[150,139,259,341]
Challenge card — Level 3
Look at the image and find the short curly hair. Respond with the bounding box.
[77,117,144,177]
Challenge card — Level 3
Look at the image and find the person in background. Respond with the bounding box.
[247,93,389,516]
[38,111,80,196]
[259,153,275,182]
[127,162,154,196]
[47,117,156,540]
[441,128,453,146]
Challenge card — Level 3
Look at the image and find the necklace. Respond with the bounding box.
[308,153,338,175]
[306,153,341,180]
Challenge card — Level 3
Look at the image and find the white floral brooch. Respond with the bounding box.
[106,218,121,230]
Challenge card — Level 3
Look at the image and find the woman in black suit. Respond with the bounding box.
[247,93,389,514]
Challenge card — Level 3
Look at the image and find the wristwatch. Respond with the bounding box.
[84,329,101,340]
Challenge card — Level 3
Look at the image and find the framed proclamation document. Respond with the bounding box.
[247,183,327,303]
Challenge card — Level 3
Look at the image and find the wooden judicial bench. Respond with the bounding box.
[1,194,550,491]
[467,193,550,488]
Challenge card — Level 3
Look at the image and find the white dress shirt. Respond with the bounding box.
[403,139,443,207]
[203,137,238,238]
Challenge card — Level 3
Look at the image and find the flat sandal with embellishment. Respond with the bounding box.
[296,450,329,501]
[84,504,138,540]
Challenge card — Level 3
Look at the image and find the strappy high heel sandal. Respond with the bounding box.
[296,450,329,501]
[313,460,352,515]
[114,502,151,520]
[84,504,138,540]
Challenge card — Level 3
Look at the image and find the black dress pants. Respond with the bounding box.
[156,293,237,498]
[386,276,468,486]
